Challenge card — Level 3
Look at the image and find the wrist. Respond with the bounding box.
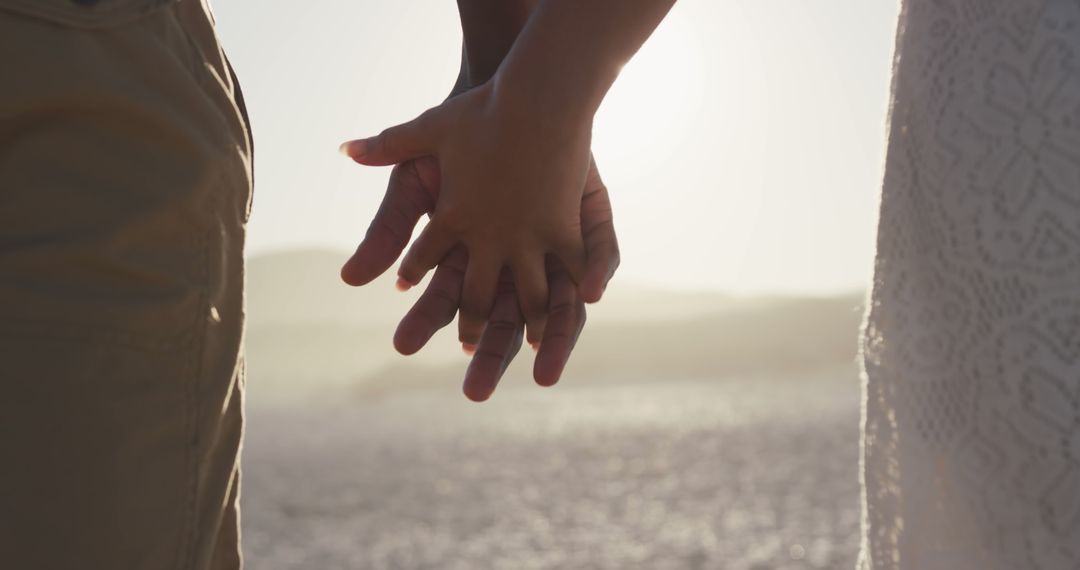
[490,60,607,129]
[487,3,619,125]
[487,74,593,146]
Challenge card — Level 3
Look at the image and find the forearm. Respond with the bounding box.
[494,0,675,122]
[455,0,538,88]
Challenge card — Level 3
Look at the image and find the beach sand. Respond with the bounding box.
[241,369,861,570]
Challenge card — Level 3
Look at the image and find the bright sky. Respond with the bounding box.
[212,0,900,295]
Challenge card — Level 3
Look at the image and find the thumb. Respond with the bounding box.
[340,107,443,166]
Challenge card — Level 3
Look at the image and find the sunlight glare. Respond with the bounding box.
[592,7,703,177]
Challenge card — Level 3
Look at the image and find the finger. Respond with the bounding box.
[462,269,524,402]
[341,158,440,286]
[534,261,586,387]
[339,108,444,166]
[397,219,456,290]
[552,236,587,289]
[510,255,549,346]
[579,176,620,303]
[458,255,501,346]
[392,246,467,355]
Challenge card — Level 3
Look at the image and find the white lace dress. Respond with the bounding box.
[860,1,1080,568]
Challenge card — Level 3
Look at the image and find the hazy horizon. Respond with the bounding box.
[243,249,865,405]
[247,246,870,297]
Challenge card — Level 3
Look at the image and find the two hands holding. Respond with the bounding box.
[336,0,673,401]
[338,82,619,402]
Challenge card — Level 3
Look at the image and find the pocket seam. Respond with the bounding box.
[0,0,173,30]
[167,7,254,224]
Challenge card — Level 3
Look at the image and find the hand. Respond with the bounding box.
[340,154,619,401]
[340,82,592,347]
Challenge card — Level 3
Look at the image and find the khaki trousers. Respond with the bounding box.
[0,1,252,568]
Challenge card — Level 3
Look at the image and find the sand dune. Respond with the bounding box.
[247,249,761,330]
[245,249,865,400]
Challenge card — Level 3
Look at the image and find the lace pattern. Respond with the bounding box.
[860,1,1080,568]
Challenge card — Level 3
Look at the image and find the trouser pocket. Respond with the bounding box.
[0,0,172,29]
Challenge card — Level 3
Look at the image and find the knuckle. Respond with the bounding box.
[368,213,409,246]
[486,319,520,333]
[548,298,577,318]
[473,348,504,362]
[382,130,408,158]
[433,263,466,287]
[424,286,460,312]
[418,108,439,126]
[438,211,471,237]
[543,329,573,343]
[583,219,616,243]
[474,341,516,364]
[415,306,454,330]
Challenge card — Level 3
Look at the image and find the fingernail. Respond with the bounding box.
[339,139,368,158]
[395,277,413,292]
[462,343,477,355]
